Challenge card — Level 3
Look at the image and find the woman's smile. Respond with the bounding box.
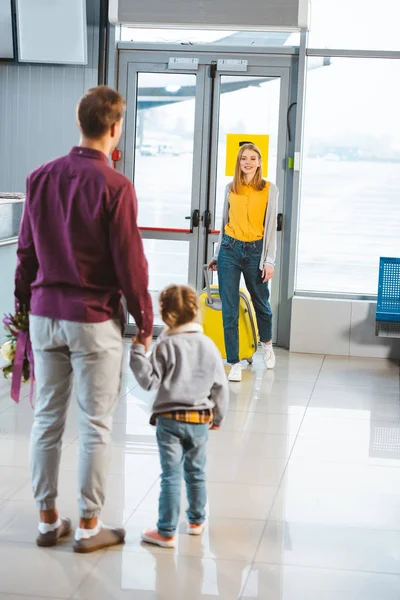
[240,151,261,180]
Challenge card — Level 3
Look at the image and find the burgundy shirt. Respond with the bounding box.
[14,146,153,336]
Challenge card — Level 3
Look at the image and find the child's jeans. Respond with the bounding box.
[156,416,209,538]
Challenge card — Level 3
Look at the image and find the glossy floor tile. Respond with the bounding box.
[206,453,287,486]
[308,381,400,411]
[297,413,397,441]
[269,485,400,530]
[241,564,400,600]
[0,466,31,500]
[318,356,400,388]
[0,345,399,599]
[222,409,306,435]
[0,543,102,597]
[290,434,400,466]
[206,431,297,459]
[120,511,266,561]
[72,552,251,600]
[281,459,400,494]
[255,520,400,574]
[228,392,311,415]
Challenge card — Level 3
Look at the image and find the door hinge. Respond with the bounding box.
[217,59,248,72]
[168,57,199,70]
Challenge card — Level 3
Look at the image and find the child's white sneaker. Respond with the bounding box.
[187,523,205,536]
[141,529,176,548]
[261,343,276,369]
[228,363,242,382]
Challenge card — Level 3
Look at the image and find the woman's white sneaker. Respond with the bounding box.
[262,344,276,369]
[228,363,242,382]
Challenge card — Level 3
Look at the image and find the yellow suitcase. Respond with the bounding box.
[199,266,259,363]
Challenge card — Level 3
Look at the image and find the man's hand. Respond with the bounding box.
[261,266,274,283]
[133,334,152,353]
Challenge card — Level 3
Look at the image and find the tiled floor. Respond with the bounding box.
[0,346,400,599]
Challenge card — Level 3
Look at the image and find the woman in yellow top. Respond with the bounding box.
[208,143,278,382]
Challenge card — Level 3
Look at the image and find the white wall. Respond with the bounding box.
[290,297,400,359]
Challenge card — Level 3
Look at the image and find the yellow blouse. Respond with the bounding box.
[224,182,270,242]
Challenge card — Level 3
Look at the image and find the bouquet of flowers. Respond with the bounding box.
[1,308,34,405]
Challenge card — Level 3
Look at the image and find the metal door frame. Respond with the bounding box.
[201,63,292,344]
[124,60,206,273]
[117,44,298,344]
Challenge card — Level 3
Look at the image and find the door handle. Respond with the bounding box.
[185,209,200,233]
[277,213,283,231]
[203,210,212,233]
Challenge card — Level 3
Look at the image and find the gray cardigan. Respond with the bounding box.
[130,323,229,426]
[213,182,279,269]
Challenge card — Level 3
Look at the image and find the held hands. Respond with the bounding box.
[262,266,274,283]
[208,259,217,272]
[133,334,152,353]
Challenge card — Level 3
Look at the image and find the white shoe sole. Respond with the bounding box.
[228,374,242,382]
[141,532,176,548]
[265,360,276,369]
[228,365,242,382]
[187,525,205,536]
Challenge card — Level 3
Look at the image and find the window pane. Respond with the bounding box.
[214,75,281,228]
[309,0,400,50]
[297,58,400,295]
[133,73,196,228]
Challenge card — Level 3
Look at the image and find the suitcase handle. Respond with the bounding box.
[203,264,214,305]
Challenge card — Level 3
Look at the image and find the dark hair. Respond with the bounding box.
[77,85,126,139]
[159,285,198,329]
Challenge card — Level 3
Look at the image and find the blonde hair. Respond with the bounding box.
[230,143,266,195]
[159,285,198,329]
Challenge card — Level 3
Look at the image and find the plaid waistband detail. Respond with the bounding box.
[150,409,214,426]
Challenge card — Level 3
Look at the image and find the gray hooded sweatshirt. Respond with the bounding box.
[130,323,229,426]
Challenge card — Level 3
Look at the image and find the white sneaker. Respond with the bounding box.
[228,363,242,382]
[262,344,276,369]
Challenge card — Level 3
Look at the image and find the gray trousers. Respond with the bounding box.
[30,316,123,518]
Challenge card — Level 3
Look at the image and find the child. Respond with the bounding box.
[130,284,229,548]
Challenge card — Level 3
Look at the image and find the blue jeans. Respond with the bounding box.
[217,234,273,364]
[156,416,209,537]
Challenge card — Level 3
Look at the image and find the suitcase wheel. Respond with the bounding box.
[247,358,253,365]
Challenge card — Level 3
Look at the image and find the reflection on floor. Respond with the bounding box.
[0,345,399,599]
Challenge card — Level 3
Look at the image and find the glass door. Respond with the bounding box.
[203,67,289,342]
[118,47,292,341]
[122,63,208,334]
